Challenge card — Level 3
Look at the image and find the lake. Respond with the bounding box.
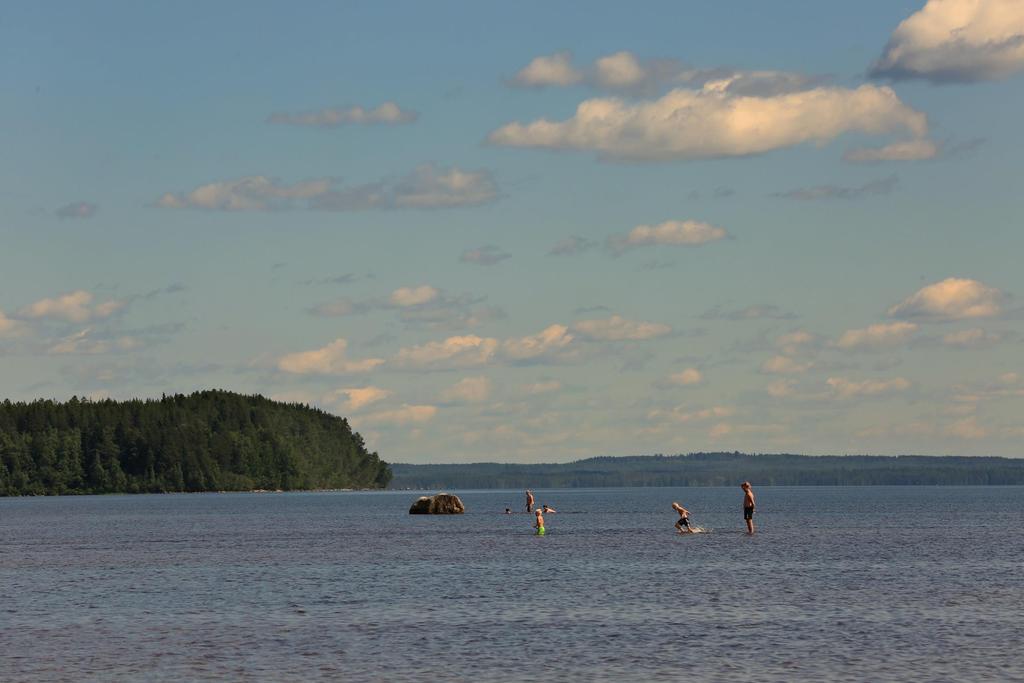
[2,486,1022,682]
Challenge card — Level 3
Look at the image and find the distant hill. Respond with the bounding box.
[0,390,391,496]
[390,452,1024,489]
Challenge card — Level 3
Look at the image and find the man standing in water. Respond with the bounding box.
[525,489,534,513]
[741,481,756,534]
[534,507,545,536]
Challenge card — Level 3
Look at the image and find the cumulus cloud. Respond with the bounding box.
[460,245,511,266]
[609,220,728,254]
[393,335,499,369]
[489,81,931,162]
[357,404,438,426]
[701,304,798,321]
[647,405,734,424]
[766,379,797,398]
[761,355,813,374]
[843,139,939,163]
[888,277,1004,320]
[870,0,1024,83]
[439,376,493,403]
[267,102,418,127]
[775,175,898,200]
[19,290,126,324]
[511,51,584,87]
[835,321,919,350]
[0,309,26,338]
[668,368,703,385]
[46,329,144,355]
[826,376,911,398]
[502,324,575,361]
[511,50,822,95]
[523,380,562,395]
[548,235,599,256]
[775,330,818,356]
[330,386,392,412]
[944,416,988,439]
[309,297,363,317]
[390,285,439,308]
[56,201,98,219]
[941,327,1002,348]
[156,164,497,212]
[277,338,384,375]
[573,315,672,341]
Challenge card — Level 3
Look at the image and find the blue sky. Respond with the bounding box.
[2,0,1023,462]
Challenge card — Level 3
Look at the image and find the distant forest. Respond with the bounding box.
[390,452,1024,489]
[0,390,392,496]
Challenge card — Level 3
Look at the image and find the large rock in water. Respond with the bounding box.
[409,493,465,514]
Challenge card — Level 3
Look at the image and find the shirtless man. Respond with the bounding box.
[741,481,756,534]
[541,504,556,513]
[671,502,692,533]
[525,489,534,513]
[534,508,545,536]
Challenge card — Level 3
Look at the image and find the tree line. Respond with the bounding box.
[0,390,391,496]
[390,452,1024,489]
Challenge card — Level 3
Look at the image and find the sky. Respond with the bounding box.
[2,0,1023,462]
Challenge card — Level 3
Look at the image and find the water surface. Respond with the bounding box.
[2,486,1022,682]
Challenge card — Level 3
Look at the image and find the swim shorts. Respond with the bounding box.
[536,526,545,536]
[678,517,690,527]
[743,506,755,520]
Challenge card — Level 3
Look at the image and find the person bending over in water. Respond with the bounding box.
[672,502,692,533]
[542,504,556,513]
[534,508,545,536]
[741,481,756,535]
[525,489,534,513]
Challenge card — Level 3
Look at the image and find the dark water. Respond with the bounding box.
[2,486,1022,682]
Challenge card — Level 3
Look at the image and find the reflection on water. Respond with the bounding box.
[2,486,1023,682]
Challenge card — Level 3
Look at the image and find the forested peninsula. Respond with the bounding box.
[390,452,1024,489]
[0,390,391,496]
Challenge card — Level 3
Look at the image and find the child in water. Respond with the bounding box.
[672,502,692,533]
[534,508,545,535]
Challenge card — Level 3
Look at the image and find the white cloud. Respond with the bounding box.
[489,81,930,161]
[439,376,492,403]
[594,51,648,88]
[668,367,703,386]
[47,329,143,355]
[776,330,817,356]
[511,51,584,87]
[871,0,1024,83]
[548,235,599,256]
[156,164,497,212]
[357,404,438,426]
[393,335,499,369]
[944,416,988,439]
[277,338,384,375]
[766,379,797,398]
[888,277,1003,320]
[942,327,1002,348]
[610,220,727,253]
[573,315,671,341]
[460,245,511,266]
[268,102,418,127]
[56,201,98,219]
[389,285,439,307]
[19,290,126,324]
[523,380,562,395]
[332,386,392,411]
[648,405,734,423]
[761,355,813,374]
[0,309,25,338]
[835,321,919,349]
[826,376,911,399]
[502,324,575,360]
[309,297,358,317]
[844,139,939,163]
